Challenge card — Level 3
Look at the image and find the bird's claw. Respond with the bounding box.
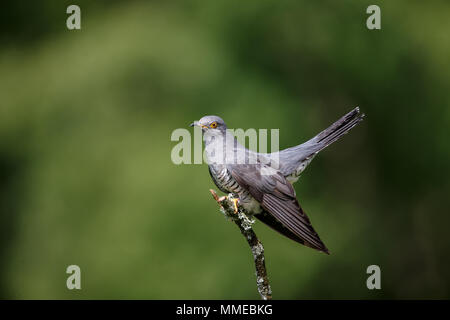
[232,198,239,214]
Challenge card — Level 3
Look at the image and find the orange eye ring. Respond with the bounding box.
[210,122,218,128]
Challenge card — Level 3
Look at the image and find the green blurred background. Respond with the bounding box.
[1,0,449,299]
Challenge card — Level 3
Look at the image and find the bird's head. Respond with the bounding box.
[190,115,227,134]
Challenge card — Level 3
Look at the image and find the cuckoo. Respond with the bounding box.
[190,107,364,254]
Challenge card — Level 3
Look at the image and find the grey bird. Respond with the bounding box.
[190,107,364,254]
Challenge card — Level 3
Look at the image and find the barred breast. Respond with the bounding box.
[208,164,243,194]
[208,164,261,214]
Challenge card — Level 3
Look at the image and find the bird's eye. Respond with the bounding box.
[210,122,218,128]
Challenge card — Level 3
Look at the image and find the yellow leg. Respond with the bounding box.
[232,198,239,213]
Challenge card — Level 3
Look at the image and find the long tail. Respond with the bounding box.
[277,107,364,178]
[306,107,365,154]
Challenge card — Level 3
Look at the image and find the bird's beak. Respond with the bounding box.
[189,121,207,128]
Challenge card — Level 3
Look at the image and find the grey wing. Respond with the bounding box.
[253,210,311,246]
[230,164,329,254]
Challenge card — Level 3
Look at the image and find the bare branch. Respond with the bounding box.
[209,189,272,300]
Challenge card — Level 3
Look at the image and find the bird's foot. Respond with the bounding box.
[232,198,240,214]
[226,193,240,214]
[210,190,240,214]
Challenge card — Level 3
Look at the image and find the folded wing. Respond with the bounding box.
[230,164,329,254]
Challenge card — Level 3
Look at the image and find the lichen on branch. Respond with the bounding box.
[209,189,272,300]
